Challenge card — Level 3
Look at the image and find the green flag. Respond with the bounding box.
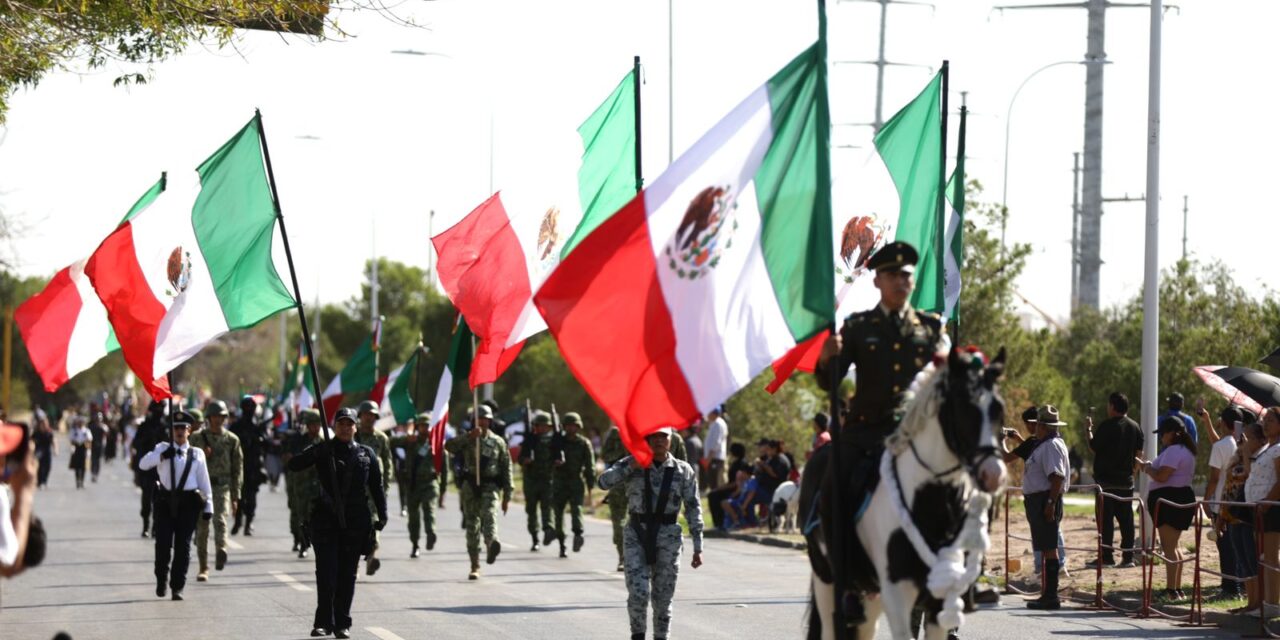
[561,69,638,257]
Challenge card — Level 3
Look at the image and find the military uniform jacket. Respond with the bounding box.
[820,304,946,446]
[521,434,555,484]
[230,418,269,486]
[598,455,704,553]
[287,439,387,532]
[601,428,628,465]
[189,428,243,496]
[388,435,448,494]
[445,431,514,497]
[553,433,596,487]
[356,429,393,493]
[131,418,167,479]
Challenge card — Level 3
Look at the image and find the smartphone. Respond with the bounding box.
[1196,396,1206,414]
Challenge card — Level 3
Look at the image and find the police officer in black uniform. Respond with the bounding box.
[131,401,168,538]
[288,407,388,639]
[231,395,269,536]
[815,241,949,625]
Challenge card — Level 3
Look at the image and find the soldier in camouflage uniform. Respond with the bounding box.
[519,410,555,551]
[551,412,595,557]
[388,412,448,558]
[599,427,704,640]
[444,405,513,580]
[286,410,325,558]
[355,400,393,576]
[190,401,242,581]
[600,426,630,572]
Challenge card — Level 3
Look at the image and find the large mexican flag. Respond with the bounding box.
[378,348,422,425]
[534,43,834,461]
[321,327,379,416]
[84,116,296,399]
[427,316,475,473]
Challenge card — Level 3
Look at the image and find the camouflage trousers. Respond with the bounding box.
[552,480,587,539]
[607,486,627,562]
[524,479,553,536]
[286,472,315,544]
[460,483,501,556]
[407,483,438,546]
[196,484,232,569]
[623,522,684,637]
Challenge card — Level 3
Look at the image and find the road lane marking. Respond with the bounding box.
[366,628,407,640]
[226,539,244,550]
[269,570,312,592]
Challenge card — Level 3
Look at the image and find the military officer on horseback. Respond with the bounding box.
[814,240,949,626]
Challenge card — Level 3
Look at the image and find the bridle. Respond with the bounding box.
[905,370,1000,485]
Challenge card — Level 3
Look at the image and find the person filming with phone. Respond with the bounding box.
[1,420,42,578]
[1085,393,1144,568]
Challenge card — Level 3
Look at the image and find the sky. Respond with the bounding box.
[0,0,1275,325]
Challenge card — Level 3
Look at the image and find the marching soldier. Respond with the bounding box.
[388,412,448,558]
[669,428,688,463]
[815,240,948,626]
[138,411,215,601]
[354,400,393,576]
[551,412,595,557]
[189,400,242,581]
[288,407,388,639]
[444,405,513,580]
[230,396,269,536]
[519,410,555,551]
[598,427,704,640]
[600,425,629,572]
[285,409,325,558]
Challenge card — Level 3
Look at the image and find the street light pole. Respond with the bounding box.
[1000,59,1096,255]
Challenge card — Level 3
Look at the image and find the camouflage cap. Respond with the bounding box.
[300,408,322,424]
[531,410,552,425]
[205,400,229,418]
[562,412,582,426]
[415,412,432,425]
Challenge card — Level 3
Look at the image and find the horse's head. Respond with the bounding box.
[938,346,1008,494]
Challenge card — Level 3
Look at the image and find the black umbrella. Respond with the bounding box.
[1260,347,1280,372]
[1209,366,1280,409]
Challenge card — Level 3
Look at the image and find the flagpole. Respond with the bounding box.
[938,60,950,313]
[633,55,644,193]
[952,102,968,347]
[255,109,345,530]
[166,372,177,510]
[413,335,424,413]
[471,334,481,486]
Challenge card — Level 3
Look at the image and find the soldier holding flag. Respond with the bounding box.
[444,405,512,580]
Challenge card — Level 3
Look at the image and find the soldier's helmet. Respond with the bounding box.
[334,407,359,425]
[357,400,380,417]
[415,412,431,425]
[206,400,229,418]
[188,408,205,424]
[562,412,582,427]
[531,410,552,426]
[240,395,258,411]
[300,408,322,425]
[474,405,494,420]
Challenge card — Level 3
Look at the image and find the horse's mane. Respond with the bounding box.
[884,360,945,456]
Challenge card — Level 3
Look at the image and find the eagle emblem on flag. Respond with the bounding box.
[166,246,192,296]
[836,215,886,284]
[665,185,738,280]
[537,206,561,264]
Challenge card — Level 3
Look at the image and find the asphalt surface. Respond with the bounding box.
[0,459,1244,639]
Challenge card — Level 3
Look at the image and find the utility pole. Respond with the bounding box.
[1070,152,1081,313]
[1181,195,1188,261]
[832,0,933,134]
[996,0,1157,310]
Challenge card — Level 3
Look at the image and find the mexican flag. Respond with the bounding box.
[281,341,317,411]
[321,324,379,416]
[431,69,637,387]
[84,116,296,400]
[942,104,968,321]
[767,68,948,393]
[428,316,474,473]
[534,43,834,462]
[378,348,422,425]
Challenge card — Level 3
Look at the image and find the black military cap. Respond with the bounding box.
[866,241,918,274]
[172,411,197,428]
[334,407,358,425]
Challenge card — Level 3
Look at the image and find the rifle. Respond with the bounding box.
[518,398,535,465]
[549,403,566,465]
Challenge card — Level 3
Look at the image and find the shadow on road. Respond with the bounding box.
[412,603,622,615]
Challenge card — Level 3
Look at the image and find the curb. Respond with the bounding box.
[704,528,807,550]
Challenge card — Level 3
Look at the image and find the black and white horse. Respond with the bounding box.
[802,348,1008,640]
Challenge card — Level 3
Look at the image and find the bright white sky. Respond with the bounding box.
[0,0,1274,325]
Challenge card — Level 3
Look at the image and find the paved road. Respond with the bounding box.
[0,462,1242,639]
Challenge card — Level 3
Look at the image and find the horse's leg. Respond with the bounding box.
[811,572,837,640]
[855,593,883,640]
[878,580,917,640]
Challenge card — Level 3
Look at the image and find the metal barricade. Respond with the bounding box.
[1143,497,1203,624]
[1093,489,1149,616]
[1000,484,1102,607]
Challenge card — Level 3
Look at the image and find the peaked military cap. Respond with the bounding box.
[562,412,582,426]
[334,407,359,424]
[531,410,552,425]
[357,400,380,416]
[300,408,322,424]
[171,411,197,428]
[206,400,229,418]
[867,241,918,273]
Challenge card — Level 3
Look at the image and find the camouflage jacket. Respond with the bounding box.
[553,433,596,487]
[598,454,704,552]
[521,433,555,485]
[600,427,628,465]
[445,430,514,497]
[189,427,243,496]
[388,434,449,494]
[355,428,393,493]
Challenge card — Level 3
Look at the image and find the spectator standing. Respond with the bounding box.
[1137,417,1198,600]
[1000,406,1067,583]
[683,424,704,488]
[1022,405,1071,610]
[1203,406,1242,599]
[1221,420,1265,613]
[703,407,728,490]
[752,439,791,508]
[1162,392,1198,445]
[1086,393,1143,568]
[1249,407,1280,617]
[807,412,831,461]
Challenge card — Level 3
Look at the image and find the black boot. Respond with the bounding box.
[1027,558,1062,610]
[231,514,242,535]
[427,531,437,551]
[244,514,254,536]
[558,534,567,558]
[142,517,150,538]
[531,532,540,552]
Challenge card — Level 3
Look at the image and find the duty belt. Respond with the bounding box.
[630,512,677,525]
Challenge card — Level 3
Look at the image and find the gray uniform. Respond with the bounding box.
[598,454,704,638]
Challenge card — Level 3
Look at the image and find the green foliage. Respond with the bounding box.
[724,369,824,463]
